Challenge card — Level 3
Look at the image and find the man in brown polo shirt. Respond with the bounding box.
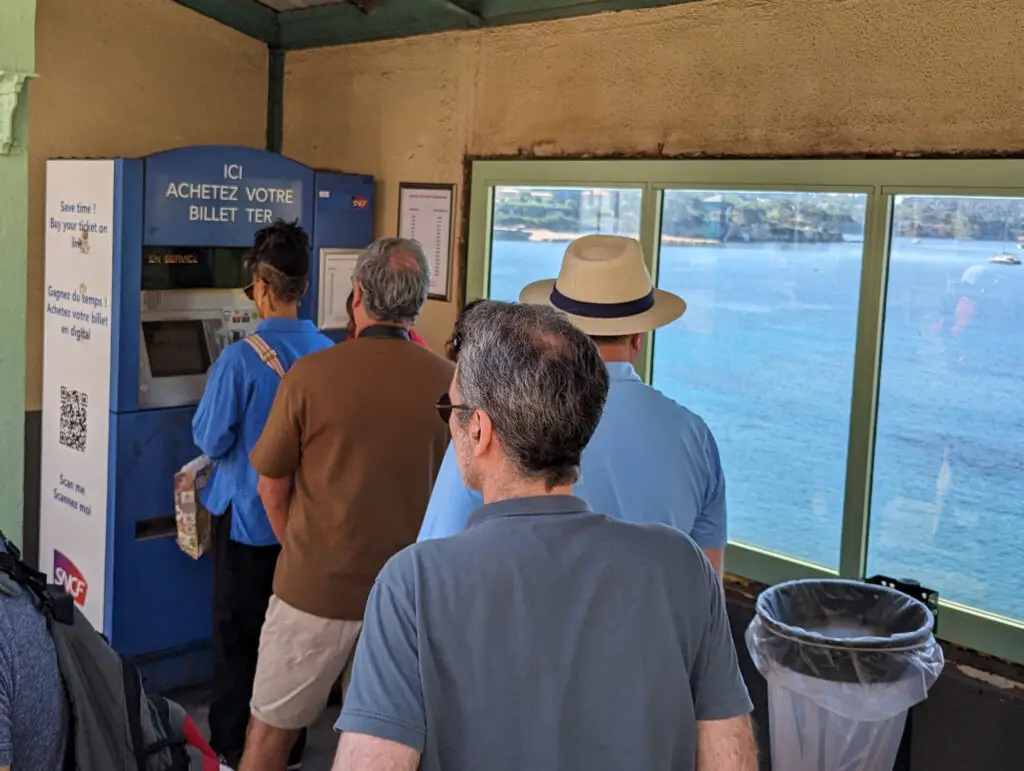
[238,237,454,771]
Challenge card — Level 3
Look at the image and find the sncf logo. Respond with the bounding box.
[53,550,88,606]
[351,197,368,209]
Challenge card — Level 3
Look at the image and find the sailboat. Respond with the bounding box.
[990,229,1022,264]
[988,252,1022,265]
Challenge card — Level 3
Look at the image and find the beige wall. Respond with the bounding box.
[283,0,1024,348]
[27,0,268,410]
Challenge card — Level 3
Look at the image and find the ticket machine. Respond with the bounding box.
[40,147,373,691]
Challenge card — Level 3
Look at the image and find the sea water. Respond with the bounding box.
[489,236,1024,621]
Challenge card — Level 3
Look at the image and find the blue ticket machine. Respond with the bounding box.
[40,147,373,692]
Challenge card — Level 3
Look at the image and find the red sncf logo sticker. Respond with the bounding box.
[54,550,88,606]
[351,197,368,209]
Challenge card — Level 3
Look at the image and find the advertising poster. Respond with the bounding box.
[39,160,115,631]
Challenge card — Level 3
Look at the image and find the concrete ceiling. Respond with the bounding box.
[174,0,700,49]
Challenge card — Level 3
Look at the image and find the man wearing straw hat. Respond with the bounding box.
[419,234,728,577]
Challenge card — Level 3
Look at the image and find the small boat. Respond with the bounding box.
[988,252,1022,266]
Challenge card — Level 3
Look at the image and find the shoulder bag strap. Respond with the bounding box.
[245,334,287,379]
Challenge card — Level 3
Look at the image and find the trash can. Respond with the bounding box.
[745,578,944,771]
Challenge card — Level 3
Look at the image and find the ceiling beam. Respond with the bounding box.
[437,0,485,28]
[277,0,703,49]
[479,0,698,27]
[172,0,279,44]
[277,2,479,50]
[172,0,705,51]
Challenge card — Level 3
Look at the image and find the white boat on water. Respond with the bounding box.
[988,252,1022,266]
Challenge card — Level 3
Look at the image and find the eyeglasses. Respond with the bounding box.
[243,253,258,300]
[435,392,473,424]
[449,333,462,357]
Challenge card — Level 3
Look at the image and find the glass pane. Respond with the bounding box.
[653,190,868,568]
[869,195,1024,621]
[488,186,644,302]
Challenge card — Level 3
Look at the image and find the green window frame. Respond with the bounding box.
[464,158,1024,666]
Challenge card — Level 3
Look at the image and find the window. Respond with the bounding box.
[468,160,1024,664]
[487,186,644,301]
[869,195,1024,623]
[653,190,868,569]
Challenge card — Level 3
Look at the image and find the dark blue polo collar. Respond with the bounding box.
[467,495,592,529]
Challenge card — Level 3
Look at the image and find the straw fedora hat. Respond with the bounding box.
[518,235,687,336]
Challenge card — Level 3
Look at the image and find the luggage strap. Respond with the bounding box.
[245,334,287,379]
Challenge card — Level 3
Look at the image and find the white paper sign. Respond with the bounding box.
[318,247,361,331]
[398,184,453,300]
[40,160,116,631]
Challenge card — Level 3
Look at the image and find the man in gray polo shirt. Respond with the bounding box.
[332,301,756,771]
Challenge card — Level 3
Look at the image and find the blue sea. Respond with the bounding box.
[489,236,1024,621]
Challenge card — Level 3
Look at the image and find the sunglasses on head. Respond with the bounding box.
[435,392,474,424]
[242,253,259,300]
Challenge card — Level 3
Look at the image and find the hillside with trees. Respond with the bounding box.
[493,188,1024,244]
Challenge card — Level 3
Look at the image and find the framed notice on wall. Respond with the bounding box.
[397,182,454,301]
[318,247,361,331]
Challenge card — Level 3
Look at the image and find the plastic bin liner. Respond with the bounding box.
[746,579,944,720]
[746,579,944,771]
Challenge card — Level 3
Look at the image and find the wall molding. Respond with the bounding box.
[0,72,36,155]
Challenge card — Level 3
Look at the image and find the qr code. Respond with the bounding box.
[59,386,88,453]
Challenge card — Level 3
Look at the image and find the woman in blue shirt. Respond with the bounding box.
[192,220,332,770]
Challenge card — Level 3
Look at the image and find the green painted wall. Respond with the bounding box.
[0,0,35,538]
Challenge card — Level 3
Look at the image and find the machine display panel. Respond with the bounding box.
[141,320,211,378]
[142,247,249,291]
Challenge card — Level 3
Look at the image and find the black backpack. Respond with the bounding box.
[0,533,219,771]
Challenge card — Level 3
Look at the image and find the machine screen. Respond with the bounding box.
[142,320,212,378]
[142,247,249,291]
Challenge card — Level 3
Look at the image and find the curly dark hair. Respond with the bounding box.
[247,219,310,303]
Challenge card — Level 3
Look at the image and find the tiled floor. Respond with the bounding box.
[177,687,339,771]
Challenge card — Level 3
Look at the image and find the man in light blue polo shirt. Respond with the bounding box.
[418,234,728,575]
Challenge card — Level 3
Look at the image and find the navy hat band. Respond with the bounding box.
[549,286,655,319]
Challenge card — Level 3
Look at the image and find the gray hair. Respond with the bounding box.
[352,237,431,325]
[456,301,609,488]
